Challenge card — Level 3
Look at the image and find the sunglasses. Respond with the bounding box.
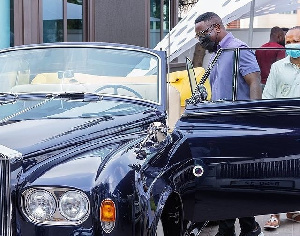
[195,24,218,40]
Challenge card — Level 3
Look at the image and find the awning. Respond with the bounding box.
[154,0,300,62]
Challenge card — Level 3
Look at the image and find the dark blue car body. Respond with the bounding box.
[0,44,300,236]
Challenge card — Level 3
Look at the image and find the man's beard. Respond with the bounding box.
[199,35,218,53]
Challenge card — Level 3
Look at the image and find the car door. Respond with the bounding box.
[179,48,300,223]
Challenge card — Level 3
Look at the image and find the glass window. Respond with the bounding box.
[150,0,169,49]
[43,0,83,43]
[150,0,161,49]
[67,0,83,42]
[43,0,63,43]
[163,0,169,38]
[10,0,14,47]
[0,0,13,49]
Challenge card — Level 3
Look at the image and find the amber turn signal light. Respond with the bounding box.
[100,199,116,222]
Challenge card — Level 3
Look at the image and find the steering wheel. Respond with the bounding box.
[95,85,143,99]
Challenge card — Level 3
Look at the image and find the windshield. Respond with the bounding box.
[0,45,160,103]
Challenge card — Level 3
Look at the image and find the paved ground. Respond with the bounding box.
[201,213,300,236]
[155,213,300,235]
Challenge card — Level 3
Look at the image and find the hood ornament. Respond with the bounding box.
[135,122,167,160]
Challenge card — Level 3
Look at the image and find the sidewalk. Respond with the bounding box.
[201,214,300,236]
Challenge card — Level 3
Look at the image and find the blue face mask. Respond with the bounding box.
[286,43,300,58]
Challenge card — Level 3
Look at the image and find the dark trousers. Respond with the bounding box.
[218,217,256,236]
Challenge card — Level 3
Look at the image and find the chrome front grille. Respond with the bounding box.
[0,146,22,236]
[218,157,300,179]
[0,153,12,236]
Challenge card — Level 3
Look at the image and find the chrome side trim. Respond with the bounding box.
[232,48,240,101]
[183,106,300,118]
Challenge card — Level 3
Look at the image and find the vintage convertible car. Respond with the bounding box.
[0,44,299,236]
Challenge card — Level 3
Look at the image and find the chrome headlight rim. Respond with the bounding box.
[58,190,90,222]
[23,188,57,224]
[21,187,91,225]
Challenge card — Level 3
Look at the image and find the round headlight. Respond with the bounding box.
[25,189,56,222]
[59,190,89,221]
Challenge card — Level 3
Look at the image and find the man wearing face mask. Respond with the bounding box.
[263,26,300,99]
[194,12,263,236]
[194,12,262,102]
[261,26,300,230]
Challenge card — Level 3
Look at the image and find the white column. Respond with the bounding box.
[0,0,10,49]
[248,0,255,47]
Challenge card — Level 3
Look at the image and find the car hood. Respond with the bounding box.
[0,101,161,155]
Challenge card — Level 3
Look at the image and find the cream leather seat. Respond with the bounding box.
[167,85,181,131]
[167,67,211,130]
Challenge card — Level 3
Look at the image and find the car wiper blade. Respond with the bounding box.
[15,92,87,101]
[1,92,103,102]
[55,93,103,102]
[0,93,19,103]
[1,93,55,101]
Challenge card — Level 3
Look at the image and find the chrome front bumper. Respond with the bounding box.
[0,146,22,236]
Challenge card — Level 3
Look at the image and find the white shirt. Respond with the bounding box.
[263,56,300,99]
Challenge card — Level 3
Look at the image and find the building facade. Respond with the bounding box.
[2,0,178,50]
